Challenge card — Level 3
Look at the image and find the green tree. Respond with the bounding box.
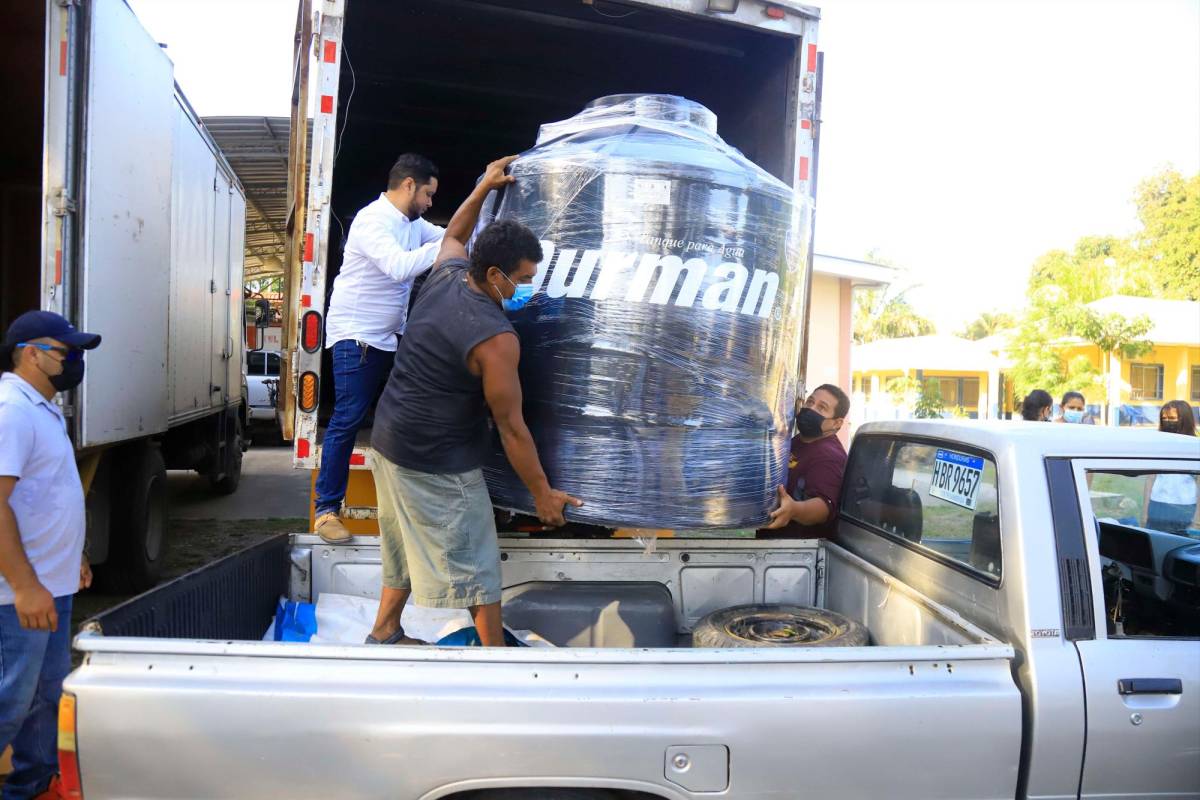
[853,287,936,344]
[913,379,945,419]
[1063,307,1154,421]
[1007,286,1100,402]
[1133,169,1200,299]
[958,311,1015,340]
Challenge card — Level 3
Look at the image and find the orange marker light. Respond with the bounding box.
[58,692,84,798]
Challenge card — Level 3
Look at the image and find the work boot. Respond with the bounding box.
[315,512,352,544]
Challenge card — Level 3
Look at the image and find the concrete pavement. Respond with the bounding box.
[168,445,310,520]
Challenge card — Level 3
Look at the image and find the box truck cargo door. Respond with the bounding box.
[75,0,175,447]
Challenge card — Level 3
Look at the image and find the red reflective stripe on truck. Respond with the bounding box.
[301,294,311,308]
[323,40,337,63]
[798,156,810,182]
[304,233,314,262]
[296,438,310,458]
[54,249,62,284]
[800,119,812,131]
[806,43,818,73]
[59,40,68,76]
[349,453,365,466]
[320,95,333,114]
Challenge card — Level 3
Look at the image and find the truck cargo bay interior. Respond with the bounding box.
[1,2,46,331]
[84,534,1003,652]
[315,0,802,423]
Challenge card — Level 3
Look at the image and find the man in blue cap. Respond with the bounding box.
[0,310,100,799]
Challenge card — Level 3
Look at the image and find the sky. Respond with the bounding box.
[129,0,1200,332]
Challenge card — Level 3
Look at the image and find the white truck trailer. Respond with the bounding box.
[1,0,248,590]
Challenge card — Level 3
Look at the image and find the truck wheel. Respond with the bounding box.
[83,455,112,567]
[210,413,243,495]
[692,605,869,648]
[466,791,619,800]
[97,444,168,594]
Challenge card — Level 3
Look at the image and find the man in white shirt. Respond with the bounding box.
[315,154,445,543]
[0,310,99,798]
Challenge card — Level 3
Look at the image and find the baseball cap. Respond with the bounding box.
[1,310,101,370]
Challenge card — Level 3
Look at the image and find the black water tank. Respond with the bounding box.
[481,94,811,530]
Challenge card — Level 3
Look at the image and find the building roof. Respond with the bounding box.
[1084,295,1200,346]
[853,335,1000,373]
[813,254,896,287]
[202,116,311,280]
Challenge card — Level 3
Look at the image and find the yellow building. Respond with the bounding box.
[1060,295,1200,427]
[850,335,1004,426]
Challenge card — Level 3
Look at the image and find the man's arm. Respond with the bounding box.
[474,333,581,526]
[765,454,846,530]
[765,487,832,529]
[436,156,517,265]
[0,476,58,631]
[356,217,442,283]
[418,218,445,246]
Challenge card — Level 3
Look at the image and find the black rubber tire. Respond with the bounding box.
[210,413,243,495]
[692,604,869,648]
[83,455,112,569]
[97,444,168,594]
[467,791,618,800]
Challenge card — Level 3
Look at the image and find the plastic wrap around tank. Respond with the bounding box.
[480,94,811,530]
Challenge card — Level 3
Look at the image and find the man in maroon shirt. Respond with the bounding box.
[761,384,850,538]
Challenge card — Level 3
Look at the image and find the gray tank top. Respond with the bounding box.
[371,258,515,474]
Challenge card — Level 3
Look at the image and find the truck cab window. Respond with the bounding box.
[246,352,265,376]
[1086,469,1200,638]
[266,353,281,377]
[842,436,1001,580]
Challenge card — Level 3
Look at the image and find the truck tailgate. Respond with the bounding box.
[68,639,1019,799]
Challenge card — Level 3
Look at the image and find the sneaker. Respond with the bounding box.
[315,512,352,544]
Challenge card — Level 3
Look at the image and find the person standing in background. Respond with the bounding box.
[1056,391,1095,424]
[1020,390,1053,422]
[1143,400,1199,535]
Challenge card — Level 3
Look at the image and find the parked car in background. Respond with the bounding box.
[246,350,282,443]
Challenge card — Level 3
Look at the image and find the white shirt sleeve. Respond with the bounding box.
[0,404,33,479]
[353,217,442,284]
[418,218,445,246]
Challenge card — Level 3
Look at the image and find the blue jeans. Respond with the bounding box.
[1147,500,1197,536]
[314,339,394,516]
[0,594,73,800]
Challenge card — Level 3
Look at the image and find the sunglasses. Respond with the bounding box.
[15,342,84,362]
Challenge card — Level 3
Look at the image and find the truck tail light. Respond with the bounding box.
[299,371,319,413]
[58,692,84,798]
[301,311,321,353]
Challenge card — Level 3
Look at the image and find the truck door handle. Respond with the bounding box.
[1118,678,1182,695]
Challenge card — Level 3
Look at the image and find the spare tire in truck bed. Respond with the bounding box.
[692,605,869,648]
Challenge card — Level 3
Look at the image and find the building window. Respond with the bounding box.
[1130,363,1164,401]
[1192,366,1200,403]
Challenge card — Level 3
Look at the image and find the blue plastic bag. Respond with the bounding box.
[274,599,318,642]
[436,626,528,647]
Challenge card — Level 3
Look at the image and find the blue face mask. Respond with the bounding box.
[1063,409,1085,424]
[495,271,534,313]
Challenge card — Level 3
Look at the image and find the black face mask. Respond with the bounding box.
[1161,420,1181,434]
[50,359,85,392]
[796,407,828,439]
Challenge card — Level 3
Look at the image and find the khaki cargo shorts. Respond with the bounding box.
[372,456,501,608]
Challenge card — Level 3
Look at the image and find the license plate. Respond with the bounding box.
[928,448,985,510]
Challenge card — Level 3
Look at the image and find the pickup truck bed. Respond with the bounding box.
[71,533,1020,799]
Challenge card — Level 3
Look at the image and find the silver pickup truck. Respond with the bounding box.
[64,421,1199,799]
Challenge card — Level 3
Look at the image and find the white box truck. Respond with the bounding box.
[1,0,248,590]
